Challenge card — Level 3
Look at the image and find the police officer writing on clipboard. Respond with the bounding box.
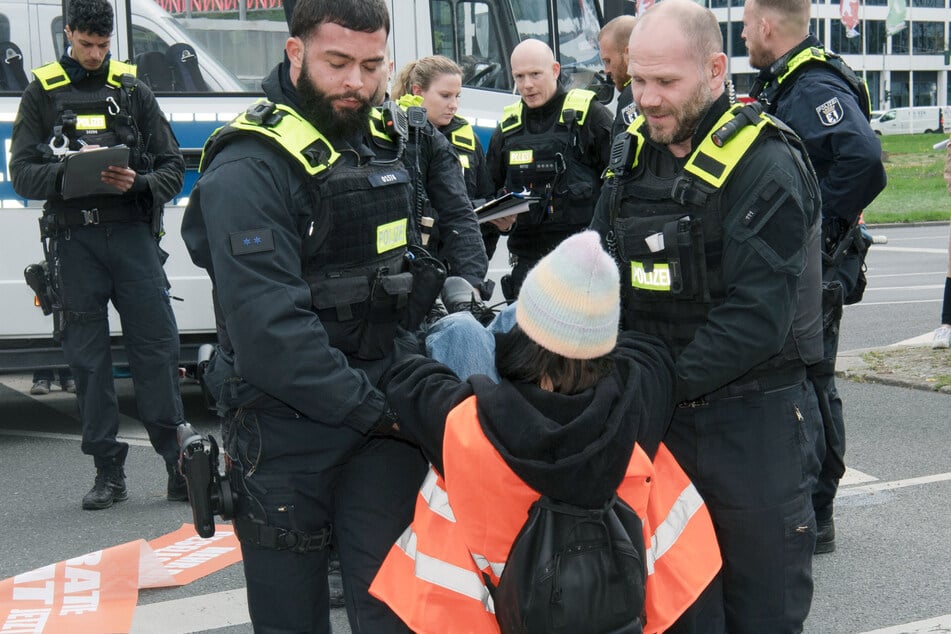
[590,1,825,630]
[742,0,887,555]
[181,0,431,631]
[10,0,188,511]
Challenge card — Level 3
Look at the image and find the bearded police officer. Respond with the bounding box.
[181,1,435,631]
[591,2,824,631]
[485,38,613,301]
[10,0,188,510]
[742,0,887,555]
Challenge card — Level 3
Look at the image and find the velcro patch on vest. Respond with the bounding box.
[815,97,844,127]
[630,260,671,291]
[367,171,410,187]
[376,218,407,254]
[230,229,275,255]
[509,149,534,165]
[459,154,470,169]
[76,114,107,131]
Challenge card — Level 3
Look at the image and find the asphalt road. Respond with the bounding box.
[0,223,947,634]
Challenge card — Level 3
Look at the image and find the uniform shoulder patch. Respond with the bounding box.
[622,102,638,126]
[815,97,844,127]
[230,228,275,255]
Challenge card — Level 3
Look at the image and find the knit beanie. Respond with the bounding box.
[515,230,620,360]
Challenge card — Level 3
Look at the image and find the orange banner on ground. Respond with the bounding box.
[146,524,242,587]
[0,523,240,633]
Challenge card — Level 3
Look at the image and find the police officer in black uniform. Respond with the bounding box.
[181,1,431,631]
[598,15,639,139]
[10,0,187,511]
[590,2,824,631]
[390,92,489,294]
[743,0,887,554]
[485,38,613,301]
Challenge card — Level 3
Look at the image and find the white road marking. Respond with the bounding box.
[870,246,948,255]
[859,614,951,633]
[130,589,250,633]
[838,472,951,498]
[840,467,878,486]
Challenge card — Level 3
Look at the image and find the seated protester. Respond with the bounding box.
[370,231,721,633]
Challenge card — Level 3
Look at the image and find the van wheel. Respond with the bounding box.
[924,129,935,134]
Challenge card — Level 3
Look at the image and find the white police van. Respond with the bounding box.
[869,106,950,135]
[0,0,613,372]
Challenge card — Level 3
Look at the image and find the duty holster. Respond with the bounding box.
[177,422,236,539]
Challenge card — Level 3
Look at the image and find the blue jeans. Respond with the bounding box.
[424,303,519,381]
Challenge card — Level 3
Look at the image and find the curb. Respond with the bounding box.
[836,345,951,394]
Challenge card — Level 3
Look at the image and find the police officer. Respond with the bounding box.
[598,15,638,139]
[181,1,430,631]
[10,0,187,510]
[742,0,887,554]
[485,38,613,301]
[590,2,824,631]
[393,56,502,260]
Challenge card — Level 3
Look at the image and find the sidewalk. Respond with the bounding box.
[836,332,951,394]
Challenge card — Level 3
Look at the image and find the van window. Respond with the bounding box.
[431,0,511,92]
[0,14,9,41]
[880,110,896,122]
[52,17,64,59]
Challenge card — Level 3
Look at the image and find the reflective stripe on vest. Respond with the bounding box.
[33,59,135,91]
[450,119,477,153]
[775,46,871,118]
[499,88,596,133]
[372,395,722,634]
[200,100,342,176]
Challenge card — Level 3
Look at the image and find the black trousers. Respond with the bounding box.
[55,221,183,467]
[224,407,427,634]
[665,380,823,633]
[811,250,862,521]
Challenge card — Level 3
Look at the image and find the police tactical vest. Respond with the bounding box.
[498,89,601,229]
[201,100,417,359]
[34,60,143,163]
[608,103,810,359]
[751,44,872,121]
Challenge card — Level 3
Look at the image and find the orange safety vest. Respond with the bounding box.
[371,395,721,633]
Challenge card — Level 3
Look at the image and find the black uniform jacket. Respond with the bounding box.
[382,331,675,508]
[11,54,184,208]
[402,113,488,287]
[591,94,820,400]
[182,62,394,434]
[758,36,885,225]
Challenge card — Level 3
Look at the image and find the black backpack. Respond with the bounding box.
[489,493,647,634]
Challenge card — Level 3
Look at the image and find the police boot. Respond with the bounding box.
[82,460,128,510]
[166,462,188,502]
[815,518,836,554]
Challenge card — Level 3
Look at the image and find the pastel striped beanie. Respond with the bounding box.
[515,230,620,360]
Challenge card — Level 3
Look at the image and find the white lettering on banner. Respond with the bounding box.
[165,547,236,573]
[65,551,102,567]
[153,532,235,563]
[58,566,100,615]
[1,608,51,633]
[11,565,55,604]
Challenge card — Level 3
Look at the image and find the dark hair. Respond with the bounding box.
[290,0,390,39]
[495,325,615,395]
[67,0,113,37]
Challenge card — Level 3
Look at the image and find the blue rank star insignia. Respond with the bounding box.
[816,97,844,127]
[230,228,275,255]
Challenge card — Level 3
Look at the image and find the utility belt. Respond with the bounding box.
[308,249,446,361]
[679,365,807,408]
[233,517,332,554]
[44,204,146,229]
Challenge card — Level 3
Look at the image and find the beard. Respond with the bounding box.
[640,79,713,146]
[297,58,371,138]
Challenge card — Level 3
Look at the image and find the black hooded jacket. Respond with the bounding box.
[382,331,675,508]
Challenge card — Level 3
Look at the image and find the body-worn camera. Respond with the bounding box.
[177,422,236,538]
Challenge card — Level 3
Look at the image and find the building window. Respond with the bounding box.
[830,21,863,54]
[893,27,909,54]
[913,70,938,105]
[890,70,909,107]
[912,22,945,54]
[865,20,887,54]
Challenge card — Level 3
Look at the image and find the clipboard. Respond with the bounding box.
[60,145,130,200]
[474,191,539,225]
